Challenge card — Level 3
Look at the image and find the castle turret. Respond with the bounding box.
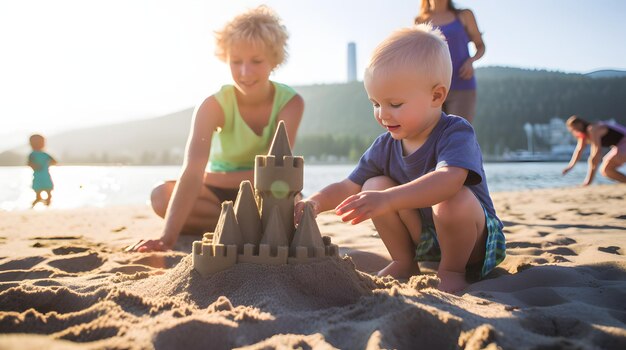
[254,121,303,241]
[234,180,263,245]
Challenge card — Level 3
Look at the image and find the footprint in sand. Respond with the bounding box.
[506,242,541,249]
[542,237,576,247]
[575,211,604,216]
[0,268,55,283]
[520,313,590,338]
[539,214,557,221]
[598,246,622,255]
[0,287,122,342]
[0,256,46,271]
[30,235,82,240]
[47,252,105,273]
[545,247,577,256]
[52,246,90,255]
[0,285,102,314]
[512,287,568,307]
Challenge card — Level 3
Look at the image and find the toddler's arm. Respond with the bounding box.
[336,167,468,224]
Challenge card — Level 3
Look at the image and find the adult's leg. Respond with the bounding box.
[600,145,626,183]
[443,89,477,123]
[150,180,223,234]
[432,186,486,292]
[362,176,423,278]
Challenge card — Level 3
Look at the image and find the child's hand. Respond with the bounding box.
[335,190,393,225]
[294,199,320,225]
[125,239,172,253]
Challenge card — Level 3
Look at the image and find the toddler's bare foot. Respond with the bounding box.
[437,270,469,293]
[44,199,51,206]
[377,260,421,279]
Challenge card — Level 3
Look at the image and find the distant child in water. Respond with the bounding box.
[28,134,57,207]
[295,24,505,293]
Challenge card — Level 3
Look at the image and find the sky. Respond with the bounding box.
[1,0,625,151]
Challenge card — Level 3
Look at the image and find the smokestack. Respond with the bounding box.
[347,42,357,82]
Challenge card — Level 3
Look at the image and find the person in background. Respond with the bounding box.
[127,6,304,252]
[563,115,626,185]
[415,0,485,123]
[28,134,57,207]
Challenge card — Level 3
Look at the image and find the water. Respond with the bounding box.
[0,163,621,211]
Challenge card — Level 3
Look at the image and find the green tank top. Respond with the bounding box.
[209,81,297,172]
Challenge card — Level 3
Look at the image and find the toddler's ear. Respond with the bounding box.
[431,84,448,108]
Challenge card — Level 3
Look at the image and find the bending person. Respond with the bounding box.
[563,115,626,186]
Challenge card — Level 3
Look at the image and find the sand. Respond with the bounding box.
[0,184,625,349]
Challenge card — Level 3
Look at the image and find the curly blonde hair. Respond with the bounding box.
[215,6,289,67]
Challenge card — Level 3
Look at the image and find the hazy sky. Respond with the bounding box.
[1,0,625,151]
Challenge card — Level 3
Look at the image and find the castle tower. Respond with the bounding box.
[254,121,303,242]
[234,180,263,245]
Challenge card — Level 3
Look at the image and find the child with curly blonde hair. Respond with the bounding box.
[128,6,304,252]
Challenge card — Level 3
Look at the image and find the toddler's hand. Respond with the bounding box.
[294,199,319,225]
[335,190,392,225]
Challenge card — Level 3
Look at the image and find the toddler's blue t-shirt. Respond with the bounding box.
[348,112,502,229]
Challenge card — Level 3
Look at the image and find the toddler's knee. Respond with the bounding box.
[362,176,398,191]
[433,187,476,219]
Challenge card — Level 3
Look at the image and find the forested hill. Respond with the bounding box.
[1,67,624,165]
[295,67,626,157]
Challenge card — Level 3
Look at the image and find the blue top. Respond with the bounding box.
[29,151,54,190]
[438,17,476,91]
[348,112,500,228]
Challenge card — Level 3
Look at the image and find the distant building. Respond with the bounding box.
[347,42,357,82]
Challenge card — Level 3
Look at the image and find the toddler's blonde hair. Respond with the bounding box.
[215,6,289,67]
[366,23,452,89]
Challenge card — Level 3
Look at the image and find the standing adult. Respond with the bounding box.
[415,0,485,123]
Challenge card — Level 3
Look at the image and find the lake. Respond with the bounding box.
[0,162,621,211]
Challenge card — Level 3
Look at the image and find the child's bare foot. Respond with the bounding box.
[437,270,469,293]
[44,198,51,206]
[377,260,421,279]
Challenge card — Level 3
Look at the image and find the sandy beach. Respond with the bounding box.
[0,184,625,349]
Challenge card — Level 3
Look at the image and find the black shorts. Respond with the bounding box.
[205,184,239,203]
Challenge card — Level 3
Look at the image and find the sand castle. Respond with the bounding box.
[193,121,339,277]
